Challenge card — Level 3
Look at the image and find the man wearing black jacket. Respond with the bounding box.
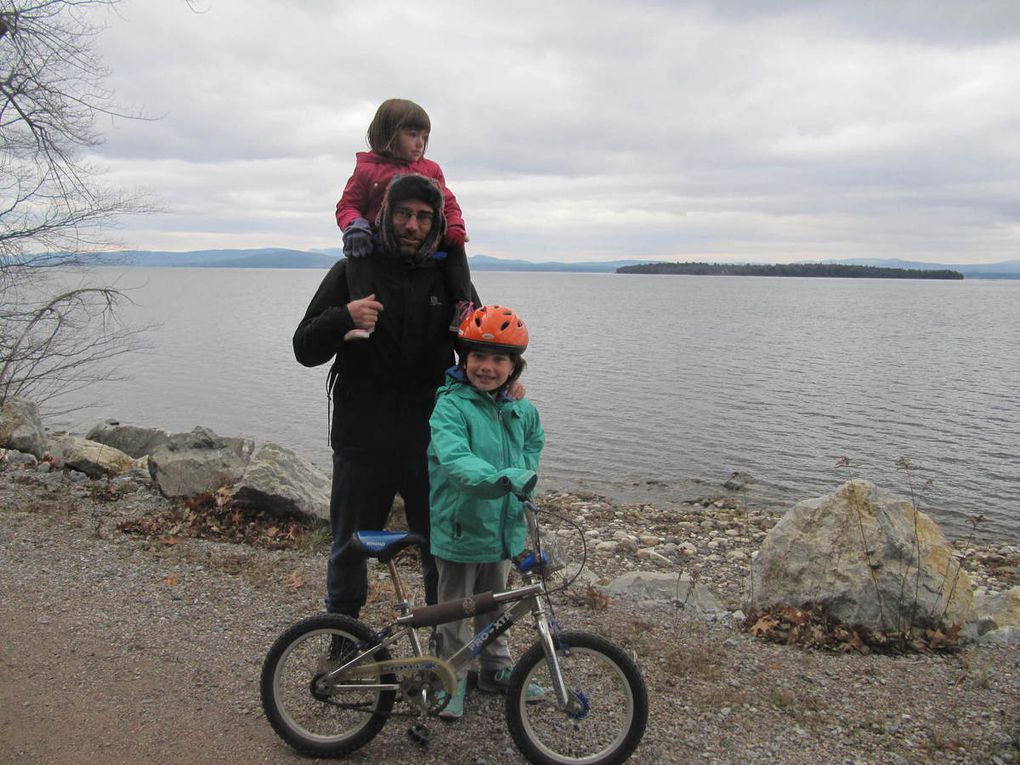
[293,174,471,616]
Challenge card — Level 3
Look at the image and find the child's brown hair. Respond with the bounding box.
[367,99,431,158]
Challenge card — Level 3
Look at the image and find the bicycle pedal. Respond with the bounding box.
[407,723,430,747]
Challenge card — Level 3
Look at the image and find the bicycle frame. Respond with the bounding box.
[261,498,649,764]
[318,503,581,714]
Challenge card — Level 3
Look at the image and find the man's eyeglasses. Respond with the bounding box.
[392,207,434,226]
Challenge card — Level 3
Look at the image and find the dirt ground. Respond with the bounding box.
[2,463,1019,765]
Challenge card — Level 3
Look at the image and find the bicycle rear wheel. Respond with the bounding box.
[506,631,648,765]
[260,613,395,757]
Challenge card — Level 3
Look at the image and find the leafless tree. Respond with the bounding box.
[1,0,150,409]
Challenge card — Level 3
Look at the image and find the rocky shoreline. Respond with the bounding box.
[3,446,1020,763]
[3,397,1020,763]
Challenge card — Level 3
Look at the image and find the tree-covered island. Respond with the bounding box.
[616,262,964,279]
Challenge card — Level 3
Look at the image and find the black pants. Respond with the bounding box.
[325,449,438,616]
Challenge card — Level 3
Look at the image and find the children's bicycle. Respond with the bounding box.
[260,499,648,765]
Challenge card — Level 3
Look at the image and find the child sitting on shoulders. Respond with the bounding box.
[336,98,473,340]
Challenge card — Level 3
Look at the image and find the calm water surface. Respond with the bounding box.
[50,268,1019,541]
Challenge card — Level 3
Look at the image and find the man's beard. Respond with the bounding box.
[397,233,425,256]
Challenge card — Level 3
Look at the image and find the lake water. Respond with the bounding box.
[47,268,1019,542]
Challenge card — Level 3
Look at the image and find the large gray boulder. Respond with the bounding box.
[86,420,171,459]
[747,479,973,634]
[231,442,330,523]
[0,398,47,458]
[148,427,254,497]
[47,434,135,478]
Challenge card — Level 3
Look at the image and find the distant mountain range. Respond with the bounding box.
[93,248,339,269]
[89,249,1020,278]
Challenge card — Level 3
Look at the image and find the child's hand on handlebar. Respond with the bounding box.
[498,476,531,503]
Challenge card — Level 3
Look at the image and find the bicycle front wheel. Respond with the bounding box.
[260,613,395,758]
[506,631,648,765]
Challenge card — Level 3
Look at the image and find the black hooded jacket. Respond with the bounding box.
[293,175,475,457]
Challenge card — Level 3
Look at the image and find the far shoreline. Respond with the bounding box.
[617,262,964,279]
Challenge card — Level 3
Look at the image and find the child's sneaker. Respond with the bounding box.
[477,668,544,702]
[449,300,474,332]
[438,676,468,720]
[344,328,372,341]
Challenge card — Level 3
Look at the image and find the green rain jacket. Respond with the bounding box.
[427,371,545,563]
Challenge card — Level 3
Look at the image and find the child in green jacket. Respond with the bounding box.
[427,305,544,720]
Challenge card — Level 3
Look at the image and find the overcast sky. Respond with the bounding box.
[90,0,1020,264]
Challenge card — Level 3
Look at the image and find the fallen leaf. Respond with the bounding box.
[163,575,179,586]
[750,615,778,637]
[284,571,305,589]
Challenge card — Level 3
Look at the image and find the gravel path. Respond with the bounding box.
[1,464,1018,764]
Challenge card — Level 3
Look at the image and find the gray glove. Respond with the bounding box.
[342,218,374,258]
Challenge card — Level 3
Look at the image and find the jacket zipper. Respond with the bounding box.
[497,406,511,559]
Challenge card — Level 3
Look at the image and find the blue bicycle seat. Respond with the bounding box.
[337,530,427,563]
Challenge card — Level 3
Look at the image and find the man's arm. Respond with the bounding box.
[293,260,355,367]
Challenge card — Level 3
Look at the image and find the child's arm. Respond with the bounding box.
[431,164,468,248]
[335,169,374,258]
[429,399,537,498]
[335,168,371,232]
[521,405,545,475]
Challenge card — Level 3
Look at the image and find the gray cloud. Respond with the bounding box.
[86,0,1020,263]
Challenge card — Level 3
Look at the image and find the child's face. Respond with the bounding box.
[465,350,513,393]
[393,127,427,162]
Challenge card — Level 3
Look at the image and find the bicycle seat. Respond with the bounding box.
[337,530,427,563]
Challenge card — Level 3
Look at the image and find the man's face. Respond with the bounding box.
[390,199,434,256]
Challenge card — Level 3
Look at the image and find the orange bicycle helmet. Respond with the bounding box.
[457,305,529,354]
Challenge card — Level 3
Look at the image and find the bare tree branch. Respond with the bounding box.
[0,286,148,408]
[1,0,155,409]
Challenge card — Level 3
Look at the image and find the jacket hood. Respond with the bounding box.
[377,174,446,264]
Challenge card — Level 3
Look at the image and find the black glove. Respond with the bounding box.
[342,218,374,258]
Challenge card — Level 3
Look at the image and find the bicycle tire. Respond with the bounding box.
[505,631,648,765]
[260,613,395,758]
